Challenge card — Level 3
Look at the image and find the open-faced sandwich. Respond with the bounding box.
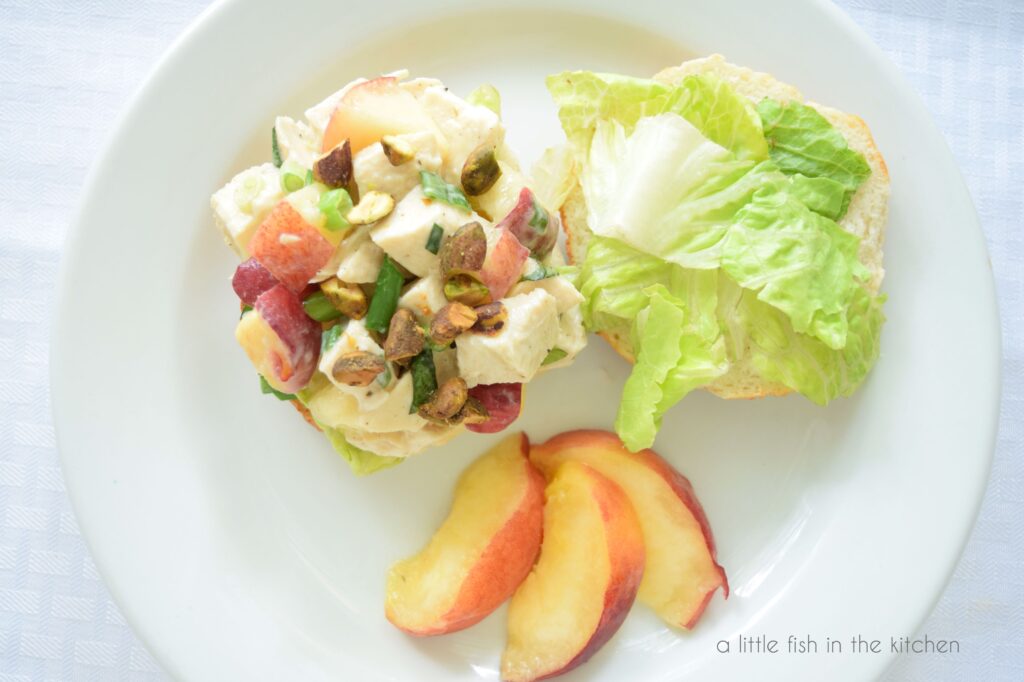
[546,54,888,451]
[211,71,586,471]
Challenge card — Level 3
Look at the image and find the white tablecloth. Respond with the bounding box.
[0,0,1019,679]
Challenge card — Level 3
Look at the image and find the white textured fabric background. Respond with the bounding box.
[0,0,1019,679]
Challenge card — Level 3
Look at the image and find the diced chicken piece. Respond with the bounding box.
[335,226,384,283]
[305,78,367,137]
[211,163,285,256]
[345,423,460,459]
[274,116,319,168]
[398,269,448,322]
[508,271,584,314]
[306,372,427,434]
[353,131,444,198]
[319,319,393,410]
[417,85,504,180]
[371,186,490,277]
[456,289,559,387]
[399,77,444,98]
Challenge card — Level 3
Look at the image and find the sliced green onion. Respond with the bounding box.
[466,84,501,117]
[260,375,295,401]
[319,188,354,232]
[281,161,307,192]
[303,290,343,322]
[419,170,471,212]
[305,169,313,186]
[425,223,444,254]
[542,348,567,365]
[239,304,253,320]
[521,263,559,282]
[376,361,392,387]
[365,256,404,334]
[271,126,282,167]
[321,324,344,354]
[409,350,437,413]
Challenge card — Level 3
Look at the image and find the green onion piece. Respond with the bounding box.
[521,263,559,282]
[260,375,296,401]
[419,171,472,212]
[466,84,501,117]
[321,324,344,354]
[409,350,437,413]
[240,304,253,319]
[305,169,313,186]
[303,290,343,322]
[271,126,282,167]
[365,256,404,334]
[425,223,444,254]
[376,361,392,387]
[542,348,567,365]
[280,161,307,193]
[319,188,353,232]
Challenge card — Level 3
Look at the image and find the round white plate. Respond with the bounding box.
[52,0,999,680]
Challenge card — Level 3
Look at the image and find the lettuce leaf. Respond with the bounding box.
[757,99,871,218]
[788,174,847,220]
[721,187,869,349]
[320,425,404,475]
[547,71,768,161]
[582,114,781,269]
[615,283,727,451]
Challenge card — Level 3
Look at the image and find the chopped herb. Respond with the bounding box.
[365,256,404,334]
[321,324,344,354]
[260,375,295,401]
[240,304,253,319]
[318,188,353,232]
[409,350,437,413]
[271,126,282,167]
[425,223,444,254]
[305,169,313,186]
[521,264,559,282]
[419,170,471,212]
[303,290,344,322]
[542,348,567,365]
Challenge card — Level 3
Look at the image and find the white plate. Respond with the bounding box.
[52,0,999,680]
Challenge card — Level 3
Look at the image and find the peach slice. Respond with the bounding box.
[385,432,544,636]
[322,77,438,154]
[530,430,727,630]
[235,284,321,394]
[248,200,335,292]
[501,462,645,682]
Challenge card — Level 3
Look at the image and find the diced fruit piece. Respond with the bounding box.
[501,462,645,682]
[248,200,335,292]
[466,383,522,434]
[530,430,727,630]
[322,77,438,154]
[232,258,279,306]
[385,433,544,635]
[235,285,321,393]
[480,228,529,300]
[496,188,556,259]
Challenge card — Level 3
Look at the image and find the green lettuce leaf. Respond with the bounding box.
[582,113,780,269]
[320,425,404,475]
[788,174,847,220]
[615,283,727,451]
[547,71,768,161]
[725,280,885,404]
[721,187,869,349]
[757,99,871,218]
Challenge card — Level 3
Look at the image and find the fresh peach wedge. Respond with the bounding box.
[236,284,321,394]
[322,76,438,154]
[501,462,645,682]
[530,430,727,630]
[385,432,544,636]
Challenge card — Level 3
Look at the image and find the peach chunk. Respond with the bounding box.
[480,227,529,300]
[531,430,727,630]
[385,433,544,635]
[235,284,321,394]
[248,200,334,292]
[501,462,645,682]
[322,77,438,154]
